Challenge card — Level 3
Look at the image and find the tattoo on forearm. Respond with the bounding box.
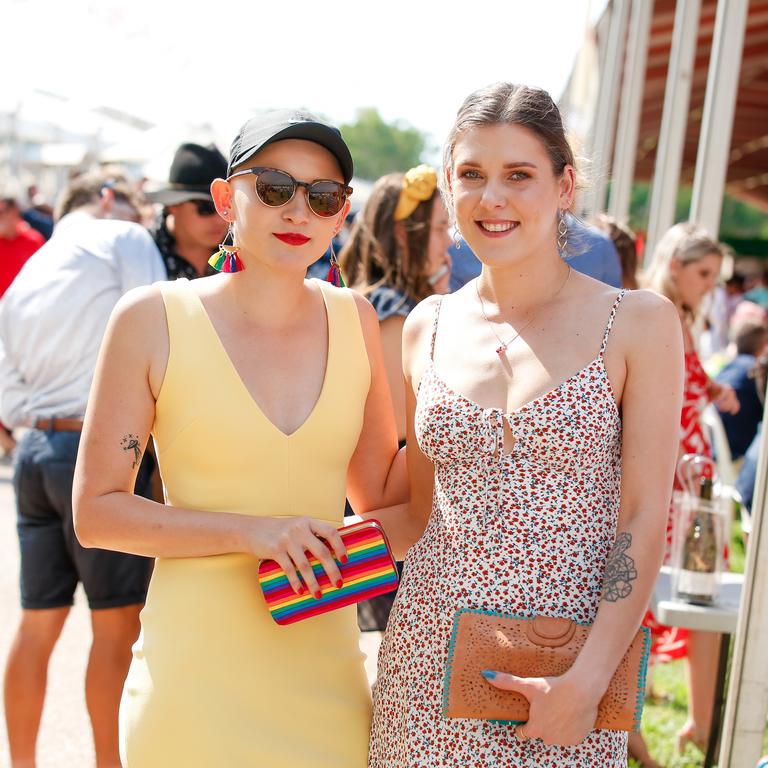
[120,434,142,468]
[601,532,638,602]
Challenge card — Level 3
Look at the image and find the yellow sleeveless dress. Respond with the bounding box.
[119,278,372,767]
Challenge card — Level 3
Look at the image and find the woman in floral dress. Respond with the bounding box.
[369,83,684,767]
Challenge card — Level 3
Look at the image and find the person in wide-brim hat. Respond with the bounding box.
[147,142,229,278]
[145,143,228,205]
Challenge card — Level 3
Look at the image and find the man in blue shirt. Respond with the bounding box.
[566,214,623,288]
[715,320,768,459]
[448,240,480,292]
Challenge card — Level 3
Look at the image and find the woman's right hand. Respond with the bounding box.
[245,517,348,599]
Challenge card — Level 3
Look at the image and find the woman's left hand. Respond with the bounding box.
[711,382,740,415]
[482,670,600,746]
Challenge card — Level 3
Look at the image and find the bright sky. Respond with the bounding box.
[5,0,605,156]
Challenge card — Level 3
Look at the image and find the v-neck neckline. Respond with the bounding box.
[184,278,333,439]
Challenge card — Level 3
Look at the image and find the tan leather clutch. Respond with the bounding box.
[443,609,651,732]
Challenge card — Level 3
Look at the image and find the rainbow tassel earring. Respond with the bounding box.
[208,226,245,273]
[326,242,345,287]
[209,247,244,273]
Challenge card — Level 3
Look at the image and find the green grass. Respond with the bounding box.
[628,521,767,767]
[629,660,706,768]
[629,659,768,767]
[728,518,747,575]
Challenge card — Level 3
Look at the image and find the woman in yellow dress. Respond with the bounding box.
[73,111,412,767]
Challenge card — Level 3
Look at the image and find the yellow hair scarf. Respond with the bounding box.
[393,164,437,221]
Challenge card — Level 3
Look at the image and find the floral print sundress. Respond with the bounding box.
[369,291,629,767]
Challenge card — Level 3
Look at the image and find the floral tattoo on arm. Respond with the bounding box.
[120,434,142,469]
[601,532,638,602]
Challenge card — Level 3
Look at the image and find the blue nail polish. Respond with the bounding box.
[481,670,497,680]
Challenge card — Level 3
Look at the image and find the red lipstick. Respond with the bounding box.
[274,232,310,246]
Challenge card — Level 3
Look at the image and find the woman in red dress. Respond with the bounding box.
[645,222,740,755]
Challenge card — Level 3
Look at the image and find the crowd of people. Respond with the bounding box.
[0,81,765,767]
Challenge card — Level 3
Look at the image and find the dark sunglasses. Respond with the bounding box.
[189,199,218,217]
[227,167,352,218]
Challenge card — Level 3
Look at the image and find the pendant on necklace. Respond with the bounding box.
[496,344,507,356]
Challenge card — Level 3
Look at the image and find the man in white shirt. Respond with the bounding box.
[0,170,166,768]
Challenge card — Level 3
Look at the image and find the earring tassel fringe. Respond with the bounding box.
[208,248,245,273]
[326,254,345,287]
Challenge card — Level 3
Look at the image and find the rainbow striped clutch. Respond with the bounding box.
[258,519,399,625]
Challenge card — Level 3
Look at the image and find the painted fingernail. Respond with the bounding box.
[335,579,343,589]
[340,554,348,564]
[314,590,322,600]
[481,670,497,680]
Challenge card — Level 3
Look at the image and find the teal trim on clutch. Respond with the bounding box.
[633,626,652,732]
[442,607,542,726]
[442,608,652,731]
[441,610,463,719]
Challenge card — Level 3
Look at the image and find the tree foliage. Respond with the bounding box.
[340,108,427,181]
[626,183,768,241]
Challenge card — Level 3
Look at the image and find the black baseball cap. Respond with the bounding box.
[227,109,354,184]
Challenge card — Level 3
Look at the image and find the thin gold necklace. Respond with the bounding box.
[475,266,572,358]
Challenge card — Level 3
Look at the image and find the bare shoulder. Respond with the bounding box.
[345,287,382,352]
[106,282,170,396]
[347,287,379,327]
[403,294,441,351]
[616,288,679,342]
[402,294,442,381]
[107,283,168,365]
[609,288,683,373]
[110,282,167,333]
[619,287,675,315]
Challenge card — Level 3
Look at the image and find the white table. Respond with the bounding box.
[652,567,743,632]
[651,567,744,767]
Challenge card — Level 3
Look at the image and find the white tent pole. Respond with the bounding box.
[720,399,768,766]
[689,0,749,236]
[582,0,631,218]
[643,0,701,265]
[716,10,767,759]
[607,0,654,223]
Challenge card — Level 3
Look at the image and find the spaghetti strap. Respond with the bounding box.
[599,289,628,358]
[430,297,443,361]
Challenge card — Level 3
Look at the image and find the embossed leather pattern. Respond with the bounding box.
[444,610,650,732]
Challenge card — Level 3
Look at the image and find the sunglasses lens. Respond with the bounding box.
[193,200,217,216]
[307,181,345,217]
[256,170,295,207]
